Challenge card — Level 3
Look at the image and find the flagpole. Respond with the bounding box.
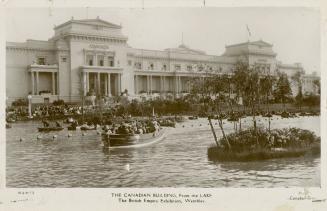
[246,24,251,42]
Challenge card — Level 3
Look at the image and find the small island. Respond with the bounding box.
[207,127,320,162]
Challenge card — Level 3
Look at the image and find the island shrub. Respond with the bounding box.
[208,127,320,162]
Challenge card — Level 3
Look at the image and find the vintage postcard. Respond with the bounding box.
[0,0,326,210]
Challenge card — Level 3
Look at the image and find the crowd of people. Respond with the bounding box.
[102,120,160,135]
[6,104,114,121]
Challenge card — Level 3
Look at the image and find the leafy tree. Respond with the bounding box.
[274,72,292,110]
[291,71,304,111]
[313,79,320,95]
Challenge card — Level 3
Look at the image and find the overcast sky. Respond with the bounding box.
[5,7,320,73]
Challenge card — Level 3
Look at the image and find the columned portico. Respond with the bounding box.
[80,66,123,97]
[28,64,59,96]
[134,72,184,97]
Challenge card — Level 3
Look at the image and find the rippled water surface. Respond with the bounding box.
[6,116,320,188]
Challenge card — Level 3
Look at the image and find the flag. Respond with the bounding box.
[246,24,251,37]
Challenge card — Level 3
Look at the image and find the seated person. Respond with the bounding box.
[55,121,62,128]
[42,119,50,127]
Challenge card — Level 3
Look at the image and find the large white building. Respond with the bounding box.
[6,18,318,104]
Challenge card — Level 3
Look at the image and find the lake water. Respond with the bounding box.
[6,116,320,188]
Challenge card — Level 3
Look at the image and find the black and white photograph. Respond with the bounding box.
[4,6,322,190]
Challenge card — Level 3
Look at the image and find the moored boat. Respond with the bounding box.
[38,127,64,132]
[80,125,96,130]
[188,116,198,120]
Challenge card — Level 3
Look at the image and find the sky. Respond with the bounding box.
[5,7,320,73]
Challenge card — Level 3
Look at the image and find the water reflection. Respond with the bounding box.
[6,116,320,188]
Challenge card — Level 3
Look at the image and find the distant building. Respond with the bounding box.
[301,72,320,96]
[5,18,318,104]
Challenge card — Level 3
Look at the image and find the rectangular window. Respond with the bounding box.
[135,62,142,70]
[187,65,192,71]
[86,55,93,66]
[162,64,167,71]
[61,57,67,62]
[37,57,46,65]
[149,63,154,70]
[97,55,104,66]
[174,64,181,71]
[108,56,114,67]
[128,60,132,66]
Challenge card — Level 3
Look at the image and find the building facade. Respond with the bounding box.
[6,18,318,104]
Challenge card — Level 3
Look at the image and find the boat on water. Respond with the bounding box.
[188,116,198,120]
[80,125,96,131]
[38,127,64,132]
[102,128,166,149]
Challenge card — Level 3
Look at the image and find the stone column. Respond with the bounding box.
[31,72,35,95]
[135,75,138,95]
[35,71,39,95]
[163,76,165,93]
[179,76,182,93]
[150,75,153,95]
[56,72,59,95]
[188,77,191,93]
[104,74,108,96]
[160,76,163,94]
[146,75,149,94]
[52,72,56,95]
[86,72,89,93]
[107,73,111,96]
[82,72,87,96]
[175,75,178,94]
[97,72,101,95]
[117,74,121,95]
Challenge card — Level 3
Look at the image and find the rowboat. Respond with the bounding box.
[38,127,64,132]
[102,128,166,149]
[80,125,96,130]
[188,116,198,120]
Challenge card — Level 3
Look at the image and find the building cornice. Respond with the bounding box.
[131,54,235,65]
[52,32,128,44]
[28,64,59,72]
[80,65,123,73]
[6,46,56,52]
